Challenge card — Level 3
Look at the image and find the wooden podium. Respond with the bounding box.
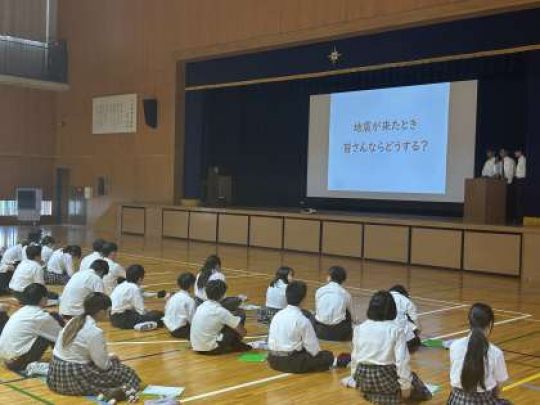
[464,178,507,224]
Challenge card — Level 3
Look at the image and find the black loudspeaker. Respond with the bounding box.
[143,98,158,129]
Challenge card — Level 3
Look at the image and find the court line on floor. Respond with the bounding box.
[503,371,540,392]
[109,335,268,346]
[181,373,291,403]
[431,314,532,340]
[417,304,468,317]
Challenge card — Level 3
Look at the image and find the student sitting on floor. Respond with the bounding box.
[9,245,58,303]
[80,238,106,272]
[47,292,141,401]
[45,245,82,285]
[60,259,109,320]
[0,303,9,335]
[0,284,63,373]
[99,242,125,295]
[257,266,294,324]
[314,266,354,341]
[267,280,350,373]
[447,303,511,405]
[342,290,432,403]
[0,239,28,294]
[191,279,251,355]
[163,272,196,338]
[21,230,43,260]
[40,236,56,266]
[389,285,422,353]
[110,264,164,330]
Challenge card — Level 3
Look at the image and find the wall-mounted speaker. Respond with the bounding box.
[143,98,158,129]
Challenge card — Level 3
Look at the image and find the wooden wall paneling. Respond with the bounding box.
[283,218,321,253]
[410,227,463,269]
[189,211,218,242]
[364,224,410,263]
[121,206,145,235]
[218,214,249,245]
[249,216,283,249]
[321,221,363,258]
[463,231,521,275]
[162,209,190,239]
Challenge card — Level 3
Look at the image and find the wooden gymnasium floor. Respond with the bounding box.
[1,225,540,404]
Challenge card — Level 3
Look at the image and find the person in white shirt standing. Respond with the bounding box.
[314,266,354,341]
[0,283,63,373]
[499,149,516,184]
[60,259,109,320]
[47,292,140,402]
[110,264,165,330]
[448,303,510,404]
[163,272,197,338]
[0,239,27,294]
[343,291,431,403]
[99,242,126,295]
[257,266,294,324]
[79,239,107,272]
[389,285,422,353]
[481,150,499,178]
[190,279,251,355]
[40,236,56,266]
[511,149,527,223]
[268,280,350,373]
[45,245,82,285]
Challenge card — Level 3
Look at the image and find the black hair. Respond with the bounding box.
[366,291,397,321]
[270,266,294,287]
[196,254,222,290]
[63,292,111,346]
[100,242,118,257]
[177,272,196,290]
[27,230,43,244]
[126,264,145,283]
[286,281,307,306]
[92,238,107,252]
[461,303,495,392]
[389,284,409,298]
[205,279,227,301]
[328,265,347,284]
[90,259,109,277]
[26,244,42,260]
[41,236,55,246]
[63,245,82,258]
[23,283,49,306]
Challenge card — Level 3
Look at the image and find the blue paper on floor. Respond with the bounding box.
[142,385,185,397]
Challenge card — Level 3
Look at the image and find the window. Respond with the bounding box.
[0,200,52,216]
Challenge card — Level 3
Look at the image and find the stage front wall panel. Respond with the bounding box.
[218,214,249,245]
[522,232,540,282]
[364,224,409,263]
[162,210,189,239]
[121,207,145,235]
[249,216,283,249]
[411,228,462,269]
[463,231,521,275]
[322,222,363,258]
[284,219,321,253]
[189,212,218,242]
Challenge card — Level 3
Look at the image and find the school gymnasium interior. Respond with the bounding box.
[3,1,540,403]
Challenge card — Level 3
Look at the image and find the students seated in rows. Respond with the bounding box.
[60,259,109,320]
[100,242,125,295]
[21,230,43,260]
[45,245,82,285]
[0,303,9,335]
[257,266,294,324]
[314,266,354,341]
[0,239,27,294]
[40,236,56,265]
[9,245,54,303]
[268,281,349,373]
[80,238,106,272]
[163,272,196,338]
[447,303,510,404]
[344,291,431,403]
[110,264,164,330]
[47,293,141,401]
[191,279,251,355]
[389,285,422,353]
[0,284,63,373]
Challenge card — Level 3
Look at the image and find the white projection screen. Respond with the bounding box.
[306,80,478,203]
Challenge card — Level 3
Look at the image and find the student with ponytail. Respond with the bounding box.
[47,292,141,401]
[448,303,511,404]
[257,266,295,324]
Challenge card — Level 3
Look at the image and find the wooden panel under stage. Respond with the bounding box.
[249,216,283,249]
[218,214,249,245]
[321,221,363,258]
[284,218,320,253]
[189,212,217,242]
[121,206,145,235]
[463,231,521,275]
[162,209,189,239]
[364,224,409,263]
[411,228,462,269]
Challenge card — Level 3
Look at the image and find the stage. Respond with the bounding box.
[118,203,540,281]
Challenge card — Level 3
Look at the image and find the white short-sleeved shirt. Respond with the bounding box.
[102,258,126,295]
[265,279,288,310]
[163,290,196,332]
[190,300,241,351]
[315,281,353,325]
[450,335,508,392]
[111,282,145,315]
[53,316,111,370]
[9,259,45,292]
[0,305,61,360]
[1,244,23,265]
[59,269,105,316]
[41,245,54,265]
[194,271,226,301]
[47,249,75,276]
[516,156,526,179]
[390,291,419,341]
[268,305,321,356]
[79,251,101,272]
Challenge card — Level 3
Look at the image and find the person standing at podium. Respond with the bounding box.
[481,150,499,178]
[512,149,527,223]
[514,149,526,181]
[499,149,516,184]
